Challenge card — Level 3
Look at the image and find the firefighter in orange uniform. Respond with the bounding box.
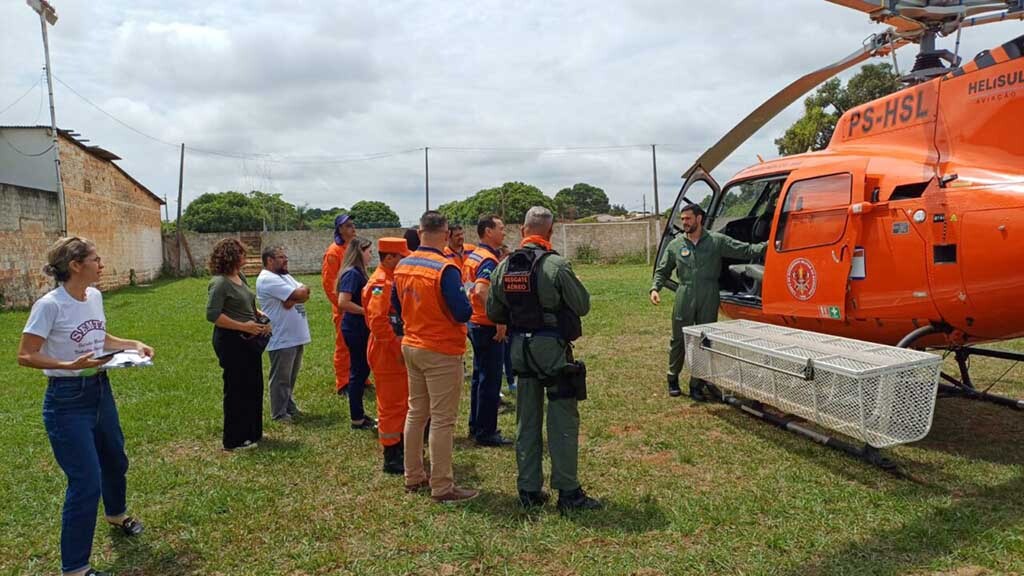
[443,224,473,272]
[321,214,356,394]
[363,237,412,474]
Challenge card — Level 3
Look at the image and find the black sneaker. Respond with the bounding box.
[84,569,109,576]
[475,432,513,447]
[108,515,144,536]
[518,490,550,508]
[557,487,603,513]
[351,417,378,430]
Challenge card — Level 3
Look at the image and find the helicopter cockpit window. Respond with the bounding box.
[775,173,852,252]
[671,180,714,233]
[710,177,784,244]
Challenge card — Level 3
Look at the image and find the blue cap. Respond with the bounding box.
[334,214,353,245]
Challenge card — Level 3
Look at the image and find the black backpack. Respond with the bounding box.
[502,247,582,341]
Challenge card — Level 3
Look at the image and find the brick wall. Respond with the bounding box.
[60,138,164,290]
[0,184,62,308]
[163,219,662,276]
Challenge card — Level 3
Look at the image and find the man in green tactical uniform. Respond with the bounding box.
[487,206,601,512]
[650,204,766,400]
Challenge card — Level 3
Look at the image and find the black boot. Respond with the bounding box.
[701,380,722,401]
[382,441,405,475]
[557,487,602,513]
[689,379,707,402]
[667,374,682,397]
[518,490,550,509]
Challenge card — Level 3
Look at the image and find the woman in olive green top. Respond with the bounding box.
[205,238,271,450]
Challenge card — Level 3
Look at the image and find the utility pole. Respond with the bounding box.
[27,0,65,234]
[424,147,430,211]
[651,144,660,230]
[163,195,169,221]
[176,143,185,271]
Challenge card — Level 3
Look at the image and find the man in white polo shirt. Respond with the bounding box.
[256,245,312,422]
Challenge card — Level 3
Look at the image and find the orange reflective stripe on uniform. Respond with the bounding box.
[463,246,498,326]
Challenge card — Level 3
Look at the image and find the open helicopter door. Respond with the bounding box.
[762,161,868,322]
[653,166,719,292]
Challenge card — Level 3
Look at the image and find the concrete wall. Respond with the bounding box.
[163,219,662,276]
[0,184,62,308]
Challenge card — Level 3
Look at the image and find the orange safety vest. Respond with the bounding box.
[463,244,500,326]
[321,241,348,307]
[443,244,469,273]
[394,249,468,355]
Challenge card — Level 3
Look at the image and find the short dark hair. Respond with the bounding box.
[679,204,705,220]
[420,211,448,233]
[477,214,501,238]
[403,227,420,251]
[448,223,463,233]
[261,245,284,266]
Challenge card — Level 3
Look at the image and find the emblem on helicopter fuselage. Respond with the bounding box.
[786,258,817,302]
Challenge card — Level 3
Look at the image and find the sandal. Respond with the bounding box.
[108,515,144,536]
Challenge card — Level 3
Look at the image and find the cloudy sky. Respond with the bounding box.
[1,1,1019,225]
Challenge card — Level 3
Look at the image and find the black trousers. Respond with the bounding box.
[212,327,264,449]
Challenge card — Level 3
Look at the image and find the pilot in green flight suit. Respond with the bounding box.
[650,204,766,400]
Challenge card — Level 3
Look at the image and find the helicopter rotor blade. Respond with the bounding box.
[948,8,1024,33]
[681,31,908,178]
[825,0,926,33]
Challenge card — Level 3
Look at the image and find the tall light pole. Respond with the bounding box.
[27,0,65,234]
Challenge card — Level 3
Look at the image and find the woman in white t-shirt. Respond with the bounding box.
[17,237,154,576]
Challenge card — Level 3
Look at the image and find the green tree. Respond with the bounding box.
[608,204,628,217]
[249,191,298,231]
[182,191,265,232]
[307,207,349,230]
[348,200,400,227]
[439,182,556,225]
[775,63,901,156]
[554,183,611,220]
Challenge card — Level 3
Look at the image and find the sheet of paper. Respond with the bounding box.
[102,351,154,369]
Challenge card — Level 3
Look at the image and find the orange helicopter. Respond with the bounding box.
[657,0,1024,410]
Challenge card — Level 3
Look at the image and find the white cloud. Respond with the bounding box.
[1,0,1020,224]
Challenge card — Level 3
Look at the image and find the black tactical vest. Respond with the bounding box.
[503,247,583,341]
[502,247,550,332]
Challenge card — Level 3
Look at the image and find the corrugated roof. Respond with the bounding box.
[0,125,164,205]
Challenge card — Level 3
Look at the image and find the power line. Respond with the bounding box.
[0,75,44,117]
[0,131,54,157]
[53,75,180,148]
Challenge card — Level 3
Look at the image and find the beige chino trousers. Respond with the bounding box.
[402,345,464,497]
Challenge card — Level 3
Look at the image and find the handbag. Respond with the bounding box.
[240,315,271,353]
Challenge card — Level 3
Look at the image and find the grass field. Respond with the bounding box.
[2,264,1024,575]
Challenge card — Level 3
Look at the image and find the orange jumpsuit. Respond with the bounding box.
[363,266,408,447]
[321,242,350,392]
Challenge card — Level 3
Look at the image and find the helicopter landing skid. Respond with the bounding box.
[716,393,901,474]
[938,347,1024,411]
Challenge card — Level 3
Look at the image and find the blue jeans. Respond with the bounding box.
[503,340,515,389]
[468,323,503,438]
[42,372,129,573]
[343,328,370,422]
